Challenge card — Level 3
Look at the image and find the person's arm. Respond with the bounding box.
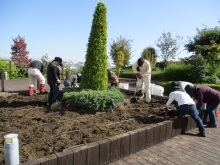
[40,63,44,73]
[132,61,138,74]
[166,93,175,108]
[196,89,203,110]
[132,61,142,79]
[53,66,61,84]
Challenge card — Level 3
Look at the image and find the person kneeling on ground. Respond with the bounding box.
[165,83,206,137]
[64,73,81,88]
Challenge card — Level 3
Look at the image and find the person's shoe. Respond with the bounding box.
[144,100,151,104]
[206,124,218,128]
[28,86,34,96]
[203,121,210,125]
[197,133,206,137]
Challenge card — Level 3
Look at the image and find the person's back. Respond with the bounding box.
[196,85,220,107]
[167,90,195,107]
[47,62,59,86]
[64,74,78,88]
[30,60,44,72]
[195,85,220,128]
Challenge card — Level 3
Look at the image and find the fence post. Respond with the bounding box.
[1,71,5,92]
[9,61,12,80]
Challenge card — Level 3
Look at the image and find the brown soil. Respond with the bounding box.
[0,92,173,164]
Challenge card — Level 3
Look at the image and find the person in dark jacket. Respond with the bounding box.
[47,57,63,107]
[28,60,46,95]
[64,74,81,88]
[185,85,220,128]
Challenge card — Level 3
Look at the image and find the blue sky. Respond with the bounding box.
[0,0,219,64]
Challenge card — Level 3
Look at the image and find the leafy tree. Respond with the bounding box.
[204,43,220,68]
[40,54,50,75]
[109,36,133,67]
[11,35,32,67]
[185,26,220,68]
[141,47,157,68]
[80,2,108,90]
[155,31,183,68]
[41,53,49,63]
[181,54,208,83]
[115,51,125,76]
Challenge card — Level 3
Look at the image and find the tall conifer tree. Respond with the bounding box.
[81,2,108,90]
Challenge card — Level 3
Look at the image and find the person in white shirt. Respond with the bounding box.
[132,57,151,103]
[165,84,206,137]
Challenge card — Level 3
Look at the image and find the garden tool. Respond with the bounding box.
[130,79,144,103]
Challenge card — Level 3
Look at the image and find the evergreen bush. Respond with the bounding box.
[80,2,108,90]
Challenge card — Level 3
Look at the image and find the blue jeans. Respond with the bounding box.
[206,104,218,126]
[64,81,71,88]
[48,85,59,105]
[177,104,205,134]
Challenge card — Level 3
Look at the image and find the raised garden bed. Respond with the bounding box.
[0,91,201,164]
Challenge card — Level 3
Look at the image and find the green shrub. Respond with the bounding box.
[62,87,125,111]
[0,59,23,79]
[161,63,192,81]
[115,66,135,79]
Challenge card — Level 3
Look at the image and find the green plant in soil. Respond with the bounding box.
[62,87,125,111]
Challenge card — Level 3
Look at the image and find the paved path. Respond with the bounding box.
[0,79,64,96]
[109,117,220,165]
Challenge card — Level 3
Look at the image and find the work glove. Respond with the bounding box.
[136,73,142,79]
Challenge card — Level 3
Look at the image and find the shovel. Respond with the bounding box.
[130,79,144,103]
